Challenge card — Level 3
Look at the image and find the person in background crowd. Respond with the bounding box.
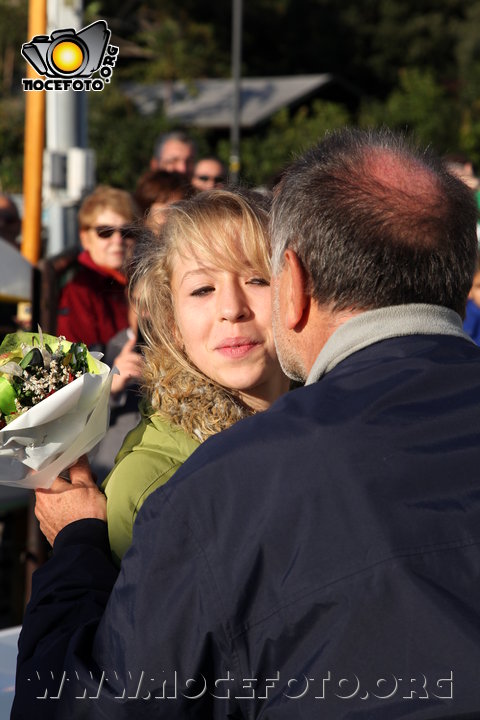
[445,152,480,244]
[0,194,23,335]
[444,152,479,191]
[192,157,227,191]
[56,185,138,350]
[0,193,21,247]
[89,270,144,485]
[134,169,194,229]
[58,187,144,481]
[463,252,480,344]
[14,128,480,719]
[150,130,196,179]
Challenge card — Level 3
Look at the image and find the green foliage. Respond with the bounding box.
[336,0,468,94]
[8,0,480,192]
[458,95,480,170]
[219,100,351,187]
[88,80,166,190]
[0,0,28,94]
[0,96,24,192]
[88,80,212,189]
[0,0,28,191]
[359,68,460,152]
[130,11,229,82]
[86,1,230,81]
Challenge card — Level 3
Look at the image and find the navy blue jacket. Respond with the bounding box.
[12,334,480,719]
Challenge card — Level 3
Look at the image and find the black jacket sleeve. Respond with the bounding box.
[12,519,118,719]
[11,484,240,720]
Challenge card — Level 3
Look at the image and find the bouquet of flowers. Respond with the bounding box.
[0,331,114,489]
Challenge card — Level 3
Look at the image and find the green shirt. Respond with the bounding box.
[101,408,200,565]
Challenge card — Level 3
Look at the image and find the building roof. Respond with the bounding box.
[123,74,352,128]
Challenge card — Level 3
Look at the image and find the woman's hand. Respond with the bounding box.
[110,335,145,395]
[35,456,107,546]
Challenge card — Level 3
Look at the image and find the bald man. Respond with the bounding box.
[14,129,480,719]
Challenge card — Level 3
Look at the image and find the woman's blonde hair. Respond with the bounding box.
[131,189,272,441]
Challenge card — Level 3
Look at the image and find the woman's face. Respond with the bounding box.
[80,208,130,271]
[171,248,287,410]
[146,193,185,230]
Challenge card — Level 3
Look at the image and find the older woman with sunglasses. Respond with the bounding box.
[56,185,138,349]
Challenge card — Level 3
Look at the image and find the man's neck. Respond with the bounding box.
[305,304,469,384]
[301,305,361,373]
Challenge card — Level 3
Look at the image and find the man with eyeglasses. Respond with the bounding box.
[192,157,227,191]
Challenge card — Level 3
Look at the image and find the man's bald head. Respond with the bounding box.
[271,128,477,316]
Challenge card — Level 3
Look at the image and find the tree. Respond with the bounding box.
[359,68,460,153]
[87,79,165,190]
[0,96,24,192]
[9,0,480,192]
[0,0,28,94]
[219,99,351,187]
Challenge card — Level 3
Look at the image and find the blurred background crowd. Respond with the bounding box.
[3,0,480,647]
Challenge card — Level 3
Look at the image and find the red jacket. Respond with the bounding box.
[56,251,129,348]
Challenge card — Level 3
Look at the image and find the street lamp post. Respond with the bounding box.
[21,0,46,265]
[45,0,90,257]
[230,0,242,185]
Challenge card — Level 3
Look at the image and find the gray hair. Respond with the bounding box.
[153,131,197,161]
[270,127,477,317]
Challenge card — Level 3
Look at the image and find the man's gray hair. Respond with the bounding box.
[153,131,196,161]
[270,127,477,317]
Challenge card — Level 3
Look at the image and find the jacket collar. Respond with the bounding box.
[78,250,127,286]
[306,304,472,385]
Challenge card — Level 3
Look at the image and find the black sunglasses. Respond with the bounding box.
[90,225,132,240]
[194,175,225,184]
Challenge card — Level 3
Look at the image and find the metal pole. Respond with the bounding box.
[230,0,242,185]
[45,0,86,256]
[19,2,47,613]
[20,0,47,265]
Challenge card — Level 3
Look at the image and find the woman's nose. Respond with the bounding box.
[218,283,251,322]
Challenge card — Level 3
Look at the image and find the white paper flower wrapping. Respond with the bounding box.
[0,354,114,489]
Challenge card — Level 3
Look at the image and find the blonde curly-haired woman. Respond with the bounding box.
[102,189,290,563]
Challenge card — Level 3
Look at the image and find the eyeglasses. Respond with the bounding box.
[194,175,225,184]
[89,225,132,240]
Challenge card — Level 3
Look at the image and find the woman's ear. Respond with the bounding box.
[79,228,90,251]
[283,249,310,331]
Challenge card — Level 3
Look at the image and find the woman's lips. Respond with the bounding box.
[216,337,261,358]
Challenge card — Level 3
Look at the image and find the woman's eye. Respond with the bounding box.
[190,286,214,297]
[247,277,270,286]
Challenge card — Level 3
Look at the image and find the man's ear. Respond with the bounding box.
[283,249,310,331]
